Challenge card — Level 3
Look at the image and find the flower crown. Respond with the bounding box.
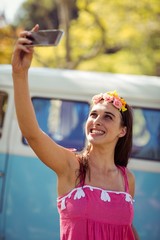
[92,90,127,112]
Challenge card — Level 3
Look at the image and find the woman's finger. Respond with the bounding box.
[19,31,31,38]
[18,37,32,46]
[14,39,33,54]
[31,24,39,32]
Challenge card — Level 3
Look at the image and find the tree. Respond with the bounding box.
[0,24,18,64]
[14,0,123,69]
[0,0,160,76]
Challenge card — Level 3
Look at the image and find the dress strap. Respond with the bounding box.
[118,166,129,193]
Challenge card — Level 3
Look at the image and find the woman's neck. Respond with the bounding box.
[88,145,116,171]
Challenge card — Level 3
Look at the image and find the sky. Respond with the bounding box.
[0,0,25,23]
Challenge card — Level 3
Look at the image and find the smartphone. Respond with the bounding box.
[25,29,64,47]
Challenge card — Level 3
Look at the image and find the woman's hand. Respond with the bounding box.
[11,24,39,75]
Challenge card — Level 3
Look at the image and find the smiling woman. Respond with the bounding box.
[85,103,125,146]
[61,91,138,240]
[55,92,137,240]
[10,25,140,240]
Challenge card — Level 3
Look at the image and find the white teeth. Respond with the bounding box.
[91,130,104,134]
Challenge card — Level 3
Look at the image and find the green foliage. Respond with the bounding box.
[0,25,17,64]
[1,0,160,76]
[14,0,59,29]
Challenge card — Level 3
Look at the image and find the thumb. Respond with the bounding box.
[31,24,39,32]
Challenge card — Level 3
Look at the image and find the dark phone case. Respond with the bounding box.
[25,30,64,46]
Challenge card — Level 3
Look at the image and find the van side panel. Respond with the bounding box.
[1,65,160,240]
[133,170,160,240]
[0,154,6,209]
[4,154,60,240]
[0,153,8,238]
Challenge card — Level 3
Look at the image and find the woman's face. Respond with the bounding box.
[85,101,126,147]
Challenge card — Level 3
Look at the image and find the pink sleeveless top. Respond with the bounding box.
[57,166,135,240]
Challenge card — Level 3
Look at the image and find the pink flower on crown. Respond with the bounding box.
[103,93,114,102]
[92,90,127,112]
[113,98,122,110]
[92,93,103,104]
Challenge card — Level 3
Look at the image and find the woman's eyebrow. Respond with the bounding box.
[104,111,116,117]
[90,110,116,118]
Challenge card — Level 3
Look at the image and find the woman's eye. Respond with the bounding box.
[90,112,97,118]
[105,115,112,120]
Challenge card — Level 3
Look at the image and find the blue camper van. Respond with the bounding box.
[0,64,160,240]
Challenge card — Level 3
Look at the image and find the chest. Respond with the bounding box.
[85,169,125,193]
[57,186,134,225]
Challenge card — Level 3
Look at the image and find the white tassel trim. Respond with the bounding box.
[101,190,111,202]
[74,188,85,200]
[57,185,134,211]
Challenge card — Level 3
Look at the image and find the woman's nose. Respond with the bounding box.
[93,116,102,125]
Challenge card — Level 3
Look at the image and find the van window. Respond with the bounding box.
[0,91,8,138]
[23,97,90,151]
[132,108,160,161]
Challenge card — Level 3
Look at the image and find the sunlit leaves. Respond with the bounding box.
[0,0,159,75]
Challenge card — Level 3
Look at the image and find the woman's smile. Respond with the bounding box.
[90,128,105,136]
[90,128,105,134]
[85,102,125,145]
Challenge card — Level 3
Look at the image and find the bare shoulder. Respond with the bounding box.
[126,168,135,198]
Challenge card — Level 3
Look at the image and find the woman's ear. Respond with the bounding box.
[119,126,127,138]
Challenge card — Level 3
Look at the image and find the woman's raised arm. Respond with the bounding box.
[11,25,78,177]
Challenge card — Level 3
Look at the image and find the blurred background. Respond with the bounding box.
[0,1,160,240]
[0,0,160,76]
